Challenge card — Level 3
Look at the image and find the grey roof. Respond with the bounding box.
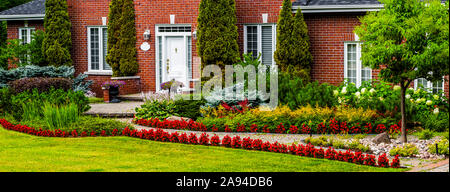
[0,0,45,15]
[293,0,447,6]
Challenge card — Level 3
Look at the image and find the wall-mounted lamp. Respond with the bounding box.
[193,30,197,40]
[143,30,151,40]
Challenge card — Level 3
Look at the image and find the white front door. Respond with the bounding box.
[164,36,187,88]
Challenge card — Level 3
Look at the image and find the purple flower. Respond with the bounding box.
[102,80,126,89]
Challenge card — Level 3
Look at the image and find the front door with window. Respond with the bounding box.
[164,36,187,88]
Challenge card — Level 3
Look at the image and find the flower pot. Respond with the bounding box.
[109,87,121,103]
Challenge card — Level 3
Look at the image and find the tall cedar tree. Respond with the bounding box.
[274,0,294,72]
[290,8,313,80]
[197,0,240,70]
[106,0,123,76]
[275,0,312,78]
[355,0,449,143]
[42,0,73,66]
[117,0,138,76]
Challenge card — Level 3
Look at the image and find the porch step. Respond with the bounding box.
[118,93,144,102]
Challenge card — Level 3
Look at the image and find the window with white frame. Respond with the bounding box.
[18,28,35,64]
[344,42,371,87]
[244,24,276,66]
[415,78,444,94]
[88,26,111,72]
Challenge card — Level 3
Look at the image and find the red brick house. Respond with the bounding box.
[0,0,448,97]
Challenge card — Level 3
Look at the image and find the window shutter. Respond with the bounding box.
[261,26,273,66]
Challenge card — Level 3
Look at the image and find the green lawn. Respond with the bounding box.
[0,127,406,172]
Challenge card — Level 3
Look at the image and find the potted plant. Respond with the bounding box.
[161,79,184,93]
[101,80,126,103]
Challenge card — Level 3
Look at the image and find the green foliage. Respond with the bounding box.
[0,65,93,93]
[417,129,435,140]
[389,144,419,157]
[7,89,90,121]
[106,0,138,77]
[416,111,449,132]
[305,136,330,147]
[1,30,47,67]
[428,139,449,155]
[68,116,133,135]
[0,21,7,69]
[42,0,72,66]
[278,72,337,109]
[0,0,33,11]
[275,0,312,75]
[27,30,46,66]
[43,102,80,130]
[135,100,178,120]
[197,0,240,70]
[173,98,206,120]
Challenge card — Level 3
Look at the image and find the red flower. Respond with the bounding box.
[199,133,210,145]
[210,135,221,146]
[222,135,232,147]
[231,136,242,148]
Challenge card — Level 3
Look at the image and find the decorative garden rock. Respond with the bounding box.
[372,132,391,144]
[166,116,192,122]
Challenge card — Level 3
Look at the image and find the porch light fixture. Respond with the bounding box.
[193,30,197,40]
[143,30,151,40]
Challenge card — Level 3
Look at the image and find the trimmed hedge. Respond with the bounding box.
[8,77,72,94]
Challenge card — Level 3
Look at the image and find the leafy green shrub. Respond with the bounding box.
[389,144,420,157]
[416,111,449,132]
[0,88,12,115]
[68,116,132,135]
[21,102,42,122]
[9,89,89,120]
[417,129,435,140]
[428,139,449,155]
[347,140,371,152]
[278,72,337,109]
[174,98,206,120]
[8,77,72,94]
[0,65,93,93]
[135,100,178,120]
[304,136,329,147]
[329,138,346,149]
[43,102,80,130]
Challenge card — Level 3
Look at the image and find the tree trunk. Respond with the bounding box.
[400,84,408,143]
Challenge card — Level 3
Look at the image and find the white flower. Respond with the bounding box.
[405,94,411,99]
[355,92,361,98]
[393,85,401,91]
[341,87,347,94]
[410,99,415,103]
[433,95,439,100]
[426,100,433,106]
[333,90,339,96]
[369,88,376,94]
[338,97,342,104]
[421,98,426,103]
[379,97,384,101]
[408,87,414,91]
[361,88,367,94]
[416,98,422,103]
[433,108,440,115]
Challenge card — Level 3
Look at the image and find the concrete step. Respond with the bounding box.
[118,93,144,102]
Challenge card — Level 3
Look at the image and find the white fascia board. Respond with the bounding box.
[292,5,384,13]
[0,14,45,21]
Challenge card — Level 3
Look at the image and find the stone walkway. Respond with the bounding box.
[84,102,144,117]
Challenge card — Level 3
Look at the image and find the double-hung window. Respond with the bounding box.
[244,24,276,66]
[18,28,35,64]
[88,26,111,72]
[344,42,371,87]
[415,78,444,94]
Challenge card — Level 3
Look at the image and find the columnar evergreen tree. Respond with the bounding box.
[118,0,138,76]
[274,0,294,72]
[275,0,313,78]
[355,0,449,143]
[197,0,240,70]
[106,0,123,77]
[42,0,72,66]
[290,8,313,79]
[106,0,138,77]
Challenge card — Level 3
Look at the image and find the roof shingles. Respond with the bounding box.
[0,0,45,15]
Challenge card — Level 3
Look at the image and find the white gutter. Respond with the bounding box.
[292,4,384,13]
[0,14,45,21]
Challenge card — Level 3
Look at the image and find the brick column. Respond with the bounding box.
[103,88,110,103]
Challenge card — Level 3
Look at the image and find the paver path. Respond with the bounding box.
[84,102,144,117]
[406,159,449,172]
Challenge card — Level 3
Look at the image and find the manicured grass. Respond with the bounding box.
[0,127,406,172]
[88,97,104,104]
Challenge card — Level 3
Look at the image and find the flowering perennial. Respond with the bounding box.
[0,118,401,169]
